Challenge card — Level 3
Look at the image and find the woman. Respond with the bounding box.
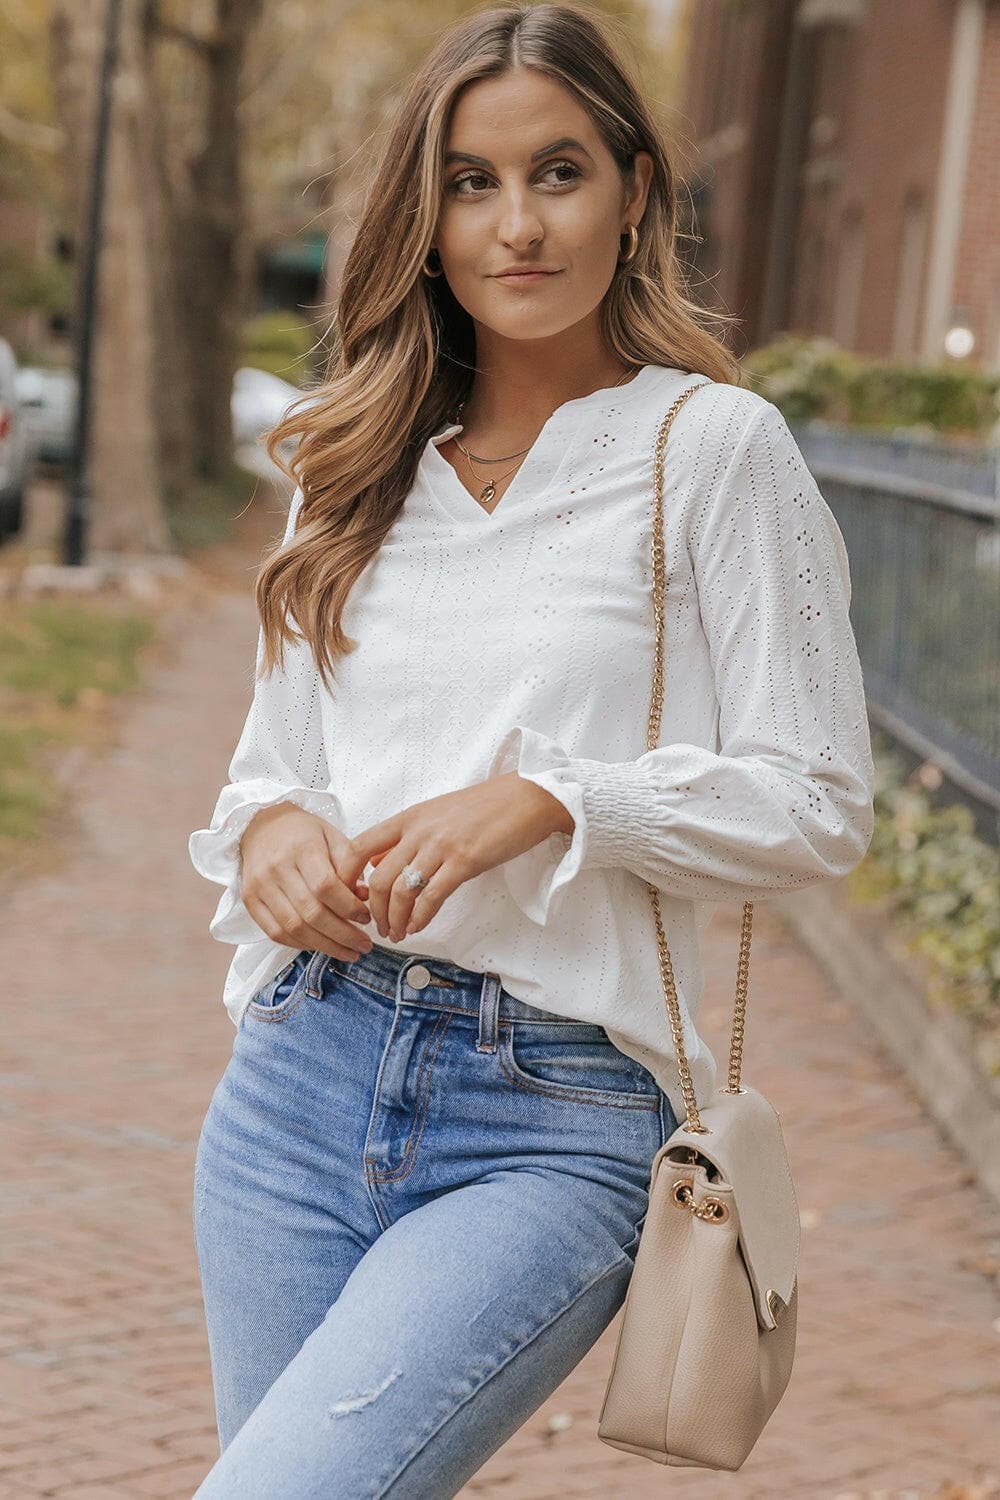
[188,4,875,1495]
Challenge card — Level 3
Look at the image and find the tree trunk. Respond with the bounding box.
[139,0,200,512]
[180,0,264,479]
[50,0,172,556]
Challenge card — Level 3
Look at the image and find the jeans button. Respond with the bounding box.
[407,964,431,989]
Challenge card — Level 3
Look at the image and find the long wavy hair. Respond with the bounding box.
[259,1,741,686]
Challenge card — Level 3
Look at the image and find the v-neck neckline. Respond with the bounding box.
[418,362,670,525]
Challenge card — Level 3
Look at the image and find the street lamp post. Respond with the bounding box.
[64,0,123,566]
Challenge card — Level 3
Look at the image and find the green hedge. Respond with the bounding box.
[241,311,322,386]
[846,731,1000,1073]
[743,334,1000,440]
[0,245,70,321]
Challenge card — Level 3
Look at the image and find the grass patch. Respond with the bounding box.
[0,722,56,840]
[164,458,261,553]
[0,597,156,852]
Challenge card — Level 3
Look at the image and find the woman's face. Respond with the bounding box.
[433,66,653,345]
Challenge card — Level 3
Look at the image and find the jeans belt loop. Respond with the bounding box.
[477,972,502,1054]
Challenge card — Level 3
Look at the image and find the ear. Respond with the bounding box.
[626,150,655,228]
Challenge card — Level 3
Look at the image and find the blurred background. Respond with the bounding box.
[1,2,999,1497]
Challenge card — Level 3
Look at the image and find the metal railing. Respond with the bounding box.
[790,421,1000,818]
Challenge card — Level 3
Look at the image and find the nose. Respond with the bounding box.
[496,187,544,251]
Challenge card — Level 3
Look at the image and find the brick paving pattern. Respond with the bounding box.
[2,557,999,1499]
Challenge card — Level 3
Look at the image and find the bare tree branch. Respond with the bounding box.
[0,101,63,153]
[238,0,363,123]
[150,12,221,57]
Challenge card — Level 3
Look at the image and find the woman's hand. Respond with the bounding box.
[341,773,574,944]
[239,802,374,960]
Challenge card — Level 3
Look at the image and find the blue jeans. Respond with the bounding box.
[192,943,678,1498]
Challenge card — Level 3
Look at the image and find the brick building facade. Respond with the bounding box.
[679,0,1000,369]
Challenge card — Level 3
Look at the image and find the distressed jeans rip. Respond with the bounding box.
[326,1366,403,1418]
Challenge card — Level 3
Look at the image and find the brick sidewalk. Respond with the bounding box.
[2,570,999,1499]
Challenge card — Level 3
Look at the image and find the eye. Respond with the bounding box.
[448,169,493,196]
[446,159,582,196]
[541,160,581,186]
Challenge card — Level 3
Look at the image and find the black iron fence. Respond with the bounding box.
[790,421,1000,824]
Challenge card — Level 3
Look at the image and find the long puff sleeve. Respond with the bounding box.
[489,399,876,921]
[188,489,346,944]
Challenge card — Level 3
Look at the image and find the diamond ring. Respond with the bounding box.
[402,864,428,890]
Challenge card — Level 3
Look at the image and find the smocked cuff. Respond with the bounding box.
[488,724,589,925]
[560,756,674,868]
[188,781,345,945]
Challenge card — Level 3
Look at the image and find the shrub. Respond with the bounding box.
[847,732,1000,1073]
[743,334,1000,440]
[241,311,321,386]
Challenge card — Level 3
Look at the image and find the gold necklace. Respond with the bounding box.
[455,364,640,507]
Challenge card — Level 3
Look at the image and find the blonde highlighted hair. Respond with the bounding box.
[260,1,741,685]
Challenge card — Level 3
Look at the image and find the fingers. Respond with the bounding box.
[285,864,374,954]
[365,846,453,941]
[243,883,370,961]
[362,846,415,940]
[297,842,371,926]
[239,808,374,959]
[399,862,458,938]
[323,821,381,898]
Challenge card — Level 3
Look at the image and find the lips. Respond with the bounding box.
[493,269,560,284]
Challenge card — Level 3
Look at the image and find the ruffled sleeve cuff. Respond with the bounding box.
[188,780,346,945]
[487,724,589,925]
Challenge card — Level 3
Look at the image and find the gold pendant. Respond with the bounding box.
[480,481,495,504]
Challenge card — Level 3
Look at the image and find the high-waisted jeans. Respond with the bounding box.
[191,942,678,1498]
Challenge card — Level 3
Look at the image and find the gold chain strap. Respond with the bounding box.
[648,382,754,1136]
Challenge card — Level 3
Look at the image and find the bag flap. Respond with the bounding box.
[657,1083,800,1330]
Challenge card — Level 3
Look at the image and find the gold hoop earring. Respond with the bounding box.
[618,223,640,265]
[423,247,444,278]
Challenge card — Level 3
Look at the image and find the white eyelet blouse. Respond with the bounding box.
[188,363,875,1125]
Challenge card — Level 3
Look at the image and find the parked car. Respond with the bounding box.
[231,366,311,455]
[3,361,310,521]
[15,364,78,466]
[0,338,36,540]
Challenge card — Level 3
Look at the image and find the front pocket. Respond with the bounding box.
[247,952,308,1017]
[500,1021,660,1109]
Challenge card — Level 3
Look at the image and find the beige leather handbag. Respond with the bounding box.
[597,380,801,1471]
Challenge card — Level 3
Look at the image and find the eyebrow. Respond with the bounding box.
[443,136,594,168]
